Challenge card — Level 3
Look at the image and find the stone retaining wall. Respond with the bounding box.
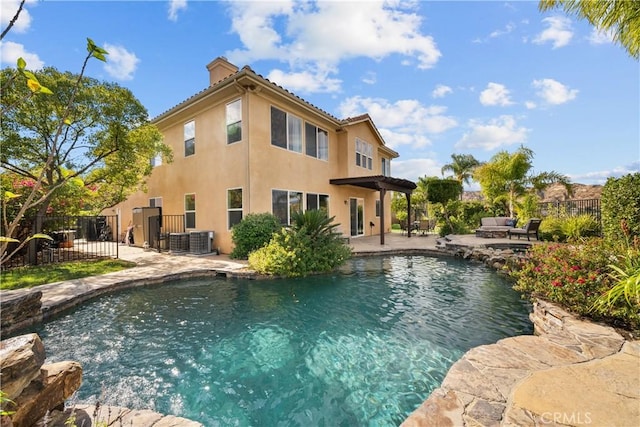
[400,300,629,426]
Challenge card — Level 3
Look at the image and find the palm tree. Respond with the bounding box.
[539,0,640,59]
[441,154,481,187]
[473,145,571,217]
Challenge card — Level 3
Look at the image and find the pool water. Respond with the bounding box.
[36,255,532,426]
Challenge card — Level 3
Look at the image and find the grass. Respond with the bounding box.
[0,259,136,290]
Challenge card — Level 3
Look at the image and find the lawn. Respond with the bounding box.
[0,259,136,290]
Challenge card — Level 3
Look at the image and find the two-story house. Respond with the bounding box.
[109,57,416,254]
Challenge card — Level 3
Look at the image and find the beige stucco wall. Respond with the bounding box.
[107,74,395,254]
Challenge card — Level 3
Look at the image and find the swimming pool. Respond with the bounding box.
[36,255,532,426]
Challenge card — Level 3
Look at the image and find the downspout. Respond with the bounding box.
[406,192,412,238]
[379,188,386,245]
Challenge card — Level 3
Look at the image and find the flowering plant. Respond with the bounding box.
[509,235,639,332]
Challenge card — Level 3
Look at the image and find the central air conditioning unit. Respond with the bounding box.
[189,231,213,254]
[169,232,189,253]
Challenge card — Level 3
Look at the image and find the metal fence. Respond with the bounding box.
[1,215,119,270]
[537,199,601,224]
[147,215,185,252]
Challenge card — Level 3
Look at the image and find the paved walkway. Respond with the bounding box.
[3,233,638,426]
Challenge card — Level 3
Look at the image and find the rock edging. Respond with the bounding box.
[400,300,634,426]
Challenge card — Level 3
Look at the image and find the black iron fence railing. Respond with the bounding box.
[1,215,119,270]
[148,215,185,252]
[537,199,601,223]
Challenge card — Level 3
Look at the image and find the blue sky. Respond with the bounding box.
[2,0,638,189]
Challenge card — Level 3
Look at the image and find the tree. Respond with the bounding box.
[539,0,640,60]
[2,66,170,217]
[473,145,571,217]
[0,35,171,265]
[440,154,481,187]
[1,37,111,264]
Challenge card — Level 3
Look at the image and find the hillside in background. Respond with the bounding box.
[462,183,603,203]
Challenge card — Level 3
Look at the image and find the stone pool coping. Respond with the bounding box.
[2,234,638,426]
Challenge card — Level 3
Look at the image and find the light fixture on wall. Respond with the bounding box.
[344,200,348,205]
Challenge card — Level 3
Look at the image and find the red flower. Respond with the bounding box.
[552,280,563,287]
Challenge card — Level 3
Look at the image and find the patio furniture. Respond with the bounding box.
[508,218,542,241]
[475,217,516,238]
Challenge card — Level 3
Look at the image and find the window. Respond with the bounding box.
[226,99,242,144]
[149,197,163,208]
[228,188,243,229]
[356,138,373,170]
[306,193,329,213]
[185,194,196,229]
[305,122,329,160]
[271,106,302,153]
[272,189,303,225]
[150,154,162,167]
[184,120,195,157]
[375,200,381,217]
[381,158,390,176]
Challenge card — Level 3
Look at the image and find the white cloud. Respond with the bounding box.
[456,115,529,151]
[103,43,140,81]
[479,82,513,106]
[432,84,452,98]
[533,16,573,48]
[362,71,377,85]
[570,162,640,185]
[0,41,44,69]
[588,27,615,45]
[532,78,578,105]
[1,0,35,34]
[168,0,187,22]
[490,22,515,39]
[391,157,442,182]
[224,1,441,93]
[525,101,537,109]
[338,96,457,150]
[267,66,341,93]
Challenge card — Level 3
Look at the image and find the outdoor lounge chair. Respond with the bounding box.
[508,218,542,241]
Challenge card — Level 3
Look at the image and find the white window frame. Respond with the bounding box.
[227,188,243,229]
[150,154,162,167]
[149,197,163,208]
[381,158,391,176]
[305,122,329,161]
[356,137,373,170]
[226,99,242,144]
[271,106,303,153]
[272,189,303,225]
[184,120,195,157]
[184,193,196,229]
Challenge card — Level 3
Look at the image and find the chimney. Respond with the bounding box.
[206,57,239,86]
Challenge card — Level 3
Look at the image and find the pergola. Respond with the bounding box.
[329,175,417,245]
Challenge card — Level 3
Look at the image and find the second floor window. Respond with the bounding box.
[356,138,373,170]
[381,158,391,176]
[149,197,163,208]
[150,154,162,167]
[271,106,302,153]
[226,99,242,144]
[305,122,328,160]
[184,120,195,157]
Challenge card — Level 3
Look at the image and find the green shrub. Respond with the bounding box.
[538,215,565,241]
[538,213,600,242]
[509,238,639,332]
[601,173,640,243]
[230,213,282,259]
[592,226,640,325]
[248,210,351,277]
